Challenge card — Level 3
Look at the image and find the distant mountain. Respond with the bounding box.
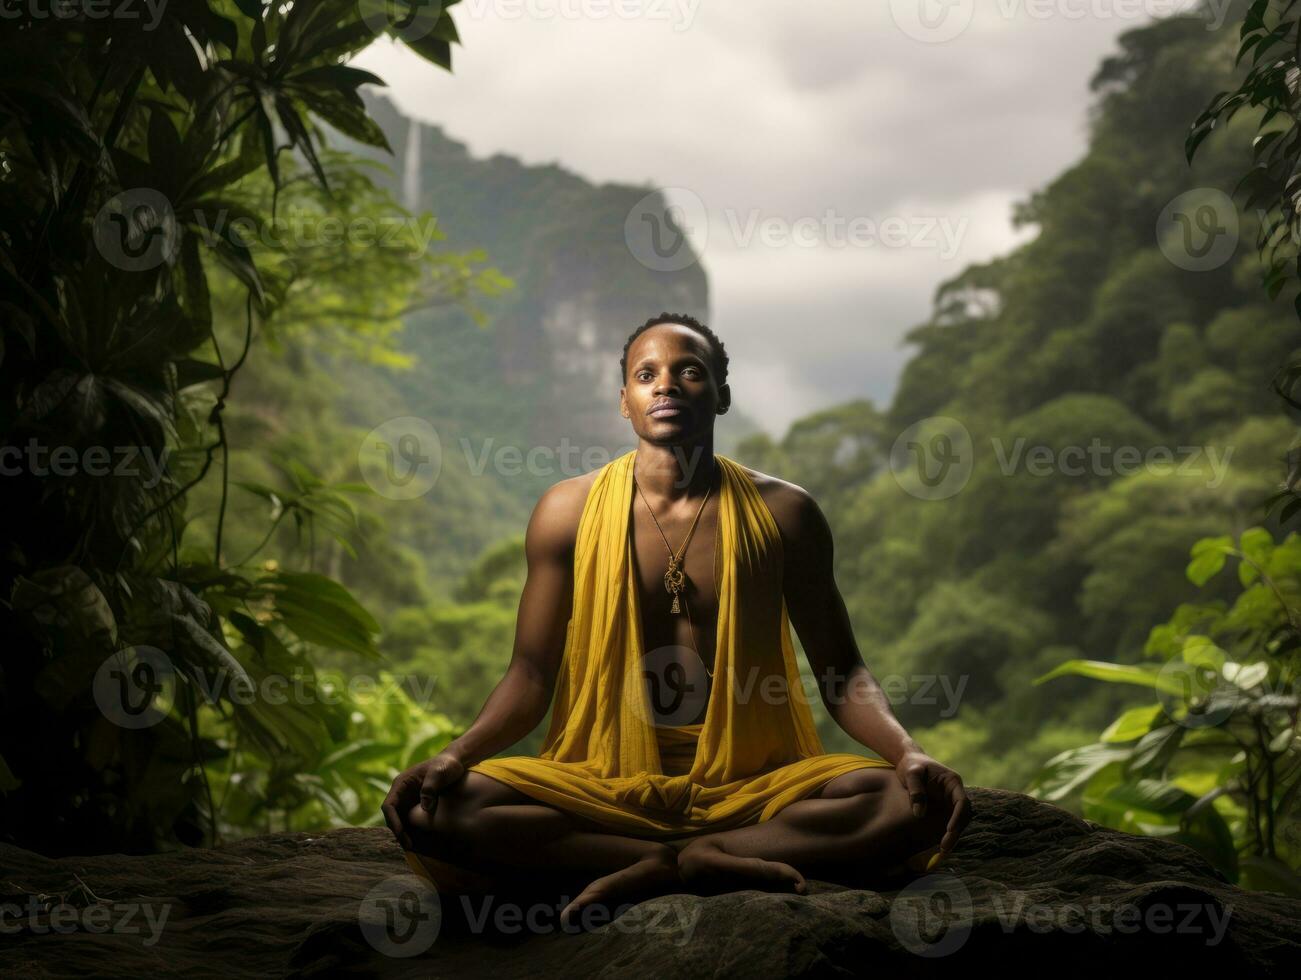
[346,91,762,502]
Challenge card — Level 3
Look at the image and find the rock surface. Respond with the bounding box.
[2,788,1299,977]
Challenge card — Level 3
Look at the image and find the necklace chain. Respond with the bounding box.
[633,461,716,678]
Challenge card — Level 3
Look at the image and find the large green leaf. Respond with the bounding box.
[1034,659,1190,696]
[1025,744,1134,801]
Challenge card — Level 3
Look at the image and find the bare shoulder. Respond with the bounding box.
[735,463,823,539]
[735,462,835,576]
[524,466,602,561]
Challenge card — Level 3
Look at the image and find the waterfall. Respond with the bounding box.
[402,116,421,210]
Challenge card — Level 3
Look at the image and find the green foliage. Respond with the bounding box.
[0,1,492,853]
[1030,528,1301,893]
[206,665,460,835]
[733,11,1301,899]
[1185,0,1301,520]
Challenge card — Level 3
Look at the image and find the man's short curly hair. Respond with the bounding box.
[619,312,729,387]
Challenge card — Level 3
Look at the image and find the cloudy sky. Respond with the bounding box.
[356,0,1215,437]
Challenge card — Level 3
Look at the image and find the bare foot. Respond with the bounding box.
[677,839,808,897]
[559,849,682,929]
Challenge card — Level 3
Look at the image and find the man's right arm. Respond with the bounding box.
[439,477,583,767]
[381,477,585,842]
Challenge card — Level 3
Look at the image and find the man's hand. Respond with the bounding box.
[894,750,972,861]
[380,751,467,852]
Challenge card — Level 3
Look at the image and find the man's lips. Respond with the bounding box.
[648,400,687,418]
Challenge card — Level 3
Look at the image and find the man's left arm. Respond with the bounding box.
[776,484,971,855]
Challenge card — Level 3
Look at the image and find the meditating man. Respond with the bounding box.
[382,313,972,925]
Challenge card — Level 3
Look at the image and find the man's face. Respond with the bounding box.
[620,323,728,445]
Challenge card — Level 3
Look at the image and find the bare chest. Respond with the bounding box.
[629,493,721,680]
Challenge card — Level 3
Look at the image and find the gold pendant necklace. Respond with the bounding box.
[634,461,715,677]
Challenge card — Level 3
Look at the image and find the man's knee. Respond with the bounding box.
[819,767,895,799]
[843,775,946,849]
[405,776,485,856]
[430,775,492,838]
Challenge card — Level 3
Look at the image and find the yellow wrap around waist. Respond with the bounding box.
[464,449,897,842]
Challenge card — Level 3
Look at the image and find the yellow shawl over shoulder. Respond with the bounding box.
[468,449,891,839]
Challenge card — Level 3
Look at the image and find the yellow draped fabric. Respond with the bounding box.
[464,449,900,841]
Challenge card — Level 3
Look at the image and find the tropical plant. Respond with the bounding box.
[0,0,495,854]
[1185,0,1301,520]
[1031,527,1301,895]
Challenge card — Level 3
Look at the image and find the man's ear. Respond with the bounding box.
[619,387,629,418]
[717,383,731,415]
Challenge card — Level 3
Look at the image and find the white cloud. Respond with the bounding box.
[354,0,1174,436]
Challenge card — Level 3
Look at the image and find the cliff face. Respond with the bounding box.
[4,788,1299,977]
[348,92,759,469]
